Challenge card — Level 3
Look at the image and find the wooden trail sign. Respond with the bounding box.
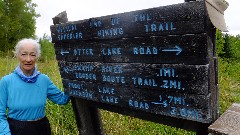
[51,1,218,134]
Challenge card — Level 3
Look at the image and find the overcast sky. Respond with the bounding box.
[32,0,239,37]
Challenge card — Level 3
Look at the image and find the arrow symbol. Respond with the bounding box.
[151,100,168,107]
[60,49,69,55]
[161,45,182,55]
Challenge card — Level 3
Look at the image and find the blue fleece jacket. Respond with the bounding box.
[0,72,70,135]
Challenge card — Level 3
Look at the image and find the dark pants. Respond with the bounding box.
[7,117,51,135]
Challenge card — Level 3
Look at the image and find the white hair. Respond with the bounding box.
[14,38,41,58]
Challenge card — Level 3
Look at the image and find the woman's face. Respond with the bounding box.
[17,43,38,76]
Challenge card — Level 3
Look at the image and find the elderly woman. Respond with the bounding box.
[0,38,70,135]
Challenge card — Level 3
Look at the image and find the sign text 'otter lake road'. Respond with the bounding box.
[51,1,217,124]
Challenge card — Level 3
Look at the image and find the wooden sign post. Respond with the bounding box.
[50,1,218,134]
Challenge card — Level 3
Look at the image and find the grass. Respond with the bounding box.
[218,58,240,112]
[0,57,78,135]
[0,57,239,135]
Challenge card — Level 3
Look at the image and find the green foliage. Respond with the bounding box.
[218,58,240,114]
[0,52,240,135]
[0,0,39,52]
[0,57,18,78]
[101,110,195,135]
[227,34,240,61]
[216,29,225,57]
[215,30,240,114]
[1,57,239,135]
[39,34,56,62]
[0,28,239,134]
[222,33,232,58]
[37,60,79,135]
[216,30,240,61]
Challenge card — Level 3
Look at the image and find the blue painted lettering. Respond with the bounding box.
[73,48,93,55]
[134,13,151,22]
[180,108,187,117]
[57,24,77,33]
[89,20,102,28]
[129,99,149,110]
[186,109,199,120]
[75,72,97,80]
[111,18,120,25]
[102,48,121,55]
[152,95,186,107]
[73,64,94,72]
[102,75,125,84]
[57,32,83,41]
[151,24,157,31]
[68,82,84,89]
[144,22,176,32]
[69,90,93,100]
[98,87,115,95]
[159,23,164,31]
[101,95,119,104]
[161,80,181,89]
[132,77,158,87]
[63,66,71,73]
[102,65,122,74]
[170,107,201,120]
[133,47,158,55]
[174,96,185,105]
[97,27,123,37]
[168,96,185,105]
[159,68,175,77]
[170,107,177,115]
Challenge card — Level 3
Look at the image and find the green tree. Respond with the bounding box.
[229,34,240,61]
[222,33,232,58]
[216,29,225,57]
[39,34,56,62]
[0,1,9,53]
[0,0,39,52]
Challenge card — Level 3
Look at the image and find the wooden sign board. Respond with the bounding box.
[50,1,218,129]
